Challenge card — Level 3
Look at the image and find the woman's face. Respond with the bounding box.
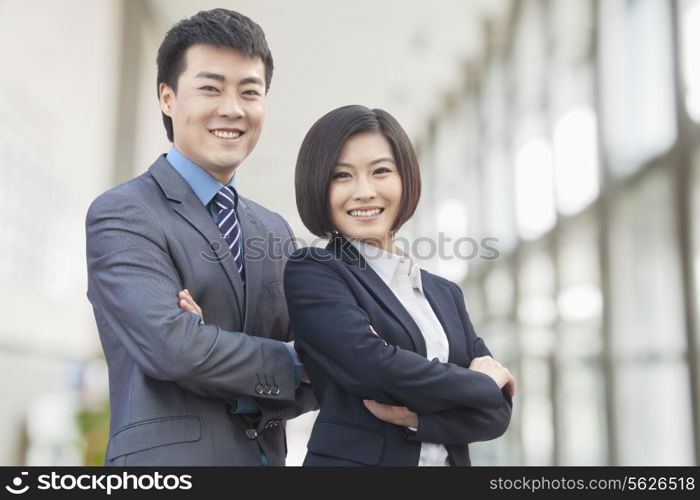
[328,131,403,251]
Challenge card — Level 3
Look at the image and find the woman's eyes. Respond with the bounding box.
[332,168,392,179]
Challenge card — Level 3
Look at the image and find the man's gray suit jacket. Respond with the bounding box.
[86,155,316,466]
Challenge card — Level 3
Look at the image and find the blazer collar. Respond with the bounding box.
[327,237,427,356]
[149,155,245,322]
[236,196,264,333]
[327,236,467,363]
[419,271,468,363]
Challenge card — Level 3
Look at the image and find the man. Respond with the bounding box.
[86,9,316,466]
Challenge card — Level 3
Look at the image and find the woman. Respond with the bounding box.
[281,105,514,466]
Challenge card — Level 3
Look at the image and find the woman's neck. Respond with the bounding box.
[354,234,404,256]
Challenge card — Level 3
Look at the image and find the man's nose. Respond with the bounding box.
[218,92,244,119]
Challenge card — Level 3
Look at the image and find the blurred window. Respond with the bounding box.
[557,214,607,464]
[599,0,676,175]
[518,243,556,464]
[609,167,694,465]
[482,56,517,251]
[513,0,556,240]
[681,0,700,123]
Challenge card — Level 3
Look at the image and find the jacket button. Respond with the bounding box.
[245,428,258,440]
[272,385,280,395]
[263,385,272,395]
[255,383,264,394]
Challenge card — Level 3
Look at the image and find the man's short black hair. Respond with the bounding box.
[295,105,422,238]
[156,8,273,142]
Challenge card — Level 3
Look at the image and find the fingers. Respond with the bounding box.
[178,290,197,312]
[178,289,203,322]
[504,369,516,397]
[301,366,311,385]
[369,325,387,346]
[363,400,418,427]
[363,399,380,414]
[470,356,516,395]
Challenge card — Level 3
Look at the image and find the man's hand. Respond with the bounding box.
[287,341,311,384]
[363,399,418,428]
[469,356,516,397]
[178,289,204,324]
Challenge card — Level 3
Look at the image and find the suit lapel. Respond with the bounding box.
[149,156,245,321]
[330,238,427,356]
[421,272,467,364]
[237,197,263,333]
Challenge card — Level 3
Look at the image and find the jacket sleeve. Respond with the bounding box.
[404,284,513,444]
[86,191,296,401]
[283,251,504,414]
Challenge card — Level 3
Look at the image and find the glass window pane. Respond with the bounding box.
[609,168,686,356]
[599,0,676,174]
[557,358,608,465]
[553,103,599,215]
[521,358,554,465]
[681,0,700,122]
[482,56,517,251]
[512,1,556,240]
[616,362,694,465]
[609,167,694,464]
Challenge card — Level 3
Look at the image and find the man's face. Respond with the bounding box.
[159,44,266,182]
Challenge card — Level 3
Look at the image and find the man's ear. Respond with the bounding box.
[159,82,174,116]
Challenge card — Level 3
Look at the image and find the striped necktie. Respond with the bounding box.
[213,186,245,284]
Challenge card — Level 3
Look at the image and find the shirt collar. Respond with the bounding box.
[349,239,423,292]
[166,146,238,207]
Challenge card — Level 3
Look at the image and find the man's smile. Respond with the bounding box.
[210,128,244,139]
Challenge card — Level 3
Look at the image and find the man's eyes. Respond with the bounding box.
[198,86,263,96]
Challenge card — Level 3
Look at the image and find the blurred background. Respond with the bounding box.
[0,0,698,466]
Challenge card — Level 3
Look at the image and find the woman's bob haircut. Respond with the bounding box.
[295,105,421,238]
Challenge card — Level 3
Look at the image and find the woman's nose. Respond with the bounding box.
[353,175,377,200]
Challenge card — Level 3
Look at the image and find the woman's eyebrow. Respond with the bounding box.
[369,157,395,165]
[335,157,395,167]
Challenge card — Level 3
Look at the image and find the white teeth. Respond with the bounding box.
[211,130,241,139]
[349,208,382,217]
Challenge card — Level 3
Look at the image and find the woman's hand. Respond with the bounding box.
[178,289,204,324]
[363,399,418,428]
[469,356,516,397]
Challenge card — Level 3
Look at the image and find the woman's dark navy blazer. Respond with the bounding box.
[283,237,512,466]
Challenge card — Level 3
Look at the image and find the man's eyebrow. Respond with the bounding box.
[194,73,264,86]
[195,71,225,82]
[240,76,264,86]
